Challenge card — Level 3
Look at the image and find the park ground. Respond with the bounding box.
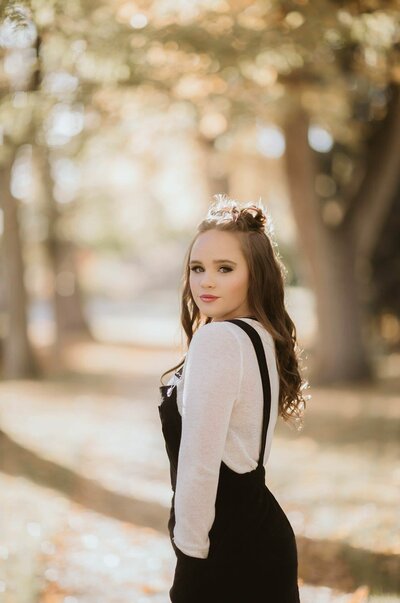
[0,331,399,603]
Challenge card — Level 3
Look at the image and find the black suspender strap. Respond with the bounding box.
[225,319,272,468]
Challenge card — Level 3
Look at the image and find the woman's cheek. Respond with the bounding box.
[226,275,241,296]
[231,273,248,297]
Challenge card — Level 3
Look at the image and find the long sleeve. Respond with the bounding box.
[172,321,243,559]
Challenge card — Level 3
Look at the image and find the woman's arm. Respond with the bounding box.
[172,321,243,559]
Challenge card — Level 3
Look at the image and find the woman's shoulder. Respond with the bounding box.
[189,320,239,351]
[235,318,275,346]
[185,322,243,379]
[190,318,273,351]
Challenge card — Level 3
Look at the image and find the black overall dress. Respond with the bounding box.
[158,318,300,602]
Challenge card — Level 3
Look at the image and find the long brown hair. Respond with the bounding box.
[160,194,310,430]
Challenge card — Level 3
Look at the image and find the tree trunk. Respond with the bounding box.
[283,110,372,384]
[350,85,400,263]
[348,84,400,311]
[37,147,92,355]
[0,158,38,379]
[51,239,92,340]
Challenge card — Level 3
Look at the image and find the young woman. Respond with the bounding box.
[158,194,309,602]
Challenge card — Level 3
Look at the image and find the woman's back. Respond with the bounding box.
[168,317,279,473]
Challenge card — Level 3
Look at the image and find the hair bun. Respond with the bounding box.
[240,204,267,233]
[207,194,271,236]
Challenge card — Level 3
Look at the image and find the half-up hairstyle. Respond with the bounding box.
[160,193,310,430]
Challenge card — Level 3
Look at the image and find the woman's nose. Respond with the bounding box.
[200,273,215,287]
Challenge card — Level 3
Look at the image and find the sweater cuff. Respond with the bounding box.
[173,537,209,559]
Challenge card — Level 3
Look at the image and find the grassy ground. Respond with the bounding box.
[0,336,399,602]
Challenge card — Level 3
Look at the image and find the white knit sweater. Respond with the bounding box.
[165,317,280,559]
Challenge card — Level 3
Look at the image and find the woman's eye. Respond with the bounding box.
[190,266,232,273]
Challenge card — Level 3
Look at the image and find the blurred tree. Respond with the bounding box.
[1,0,400,382]
[283,84,400,381]
[38,146,92,349]
[0,7,39,378]
[370,182,400,350]
[0,9,92,377]
[0,155,38,377]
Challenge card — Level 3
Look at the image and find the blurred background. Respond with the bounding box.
[0,0,399,602]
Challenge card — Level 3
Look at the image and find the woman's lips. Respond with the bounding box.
[200,295,219,302]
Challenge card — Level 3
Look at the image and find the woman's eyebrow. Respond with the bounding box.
[189,259,237,265]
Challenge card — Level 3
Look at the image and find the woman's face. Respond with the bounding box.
[189,229,251,322]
